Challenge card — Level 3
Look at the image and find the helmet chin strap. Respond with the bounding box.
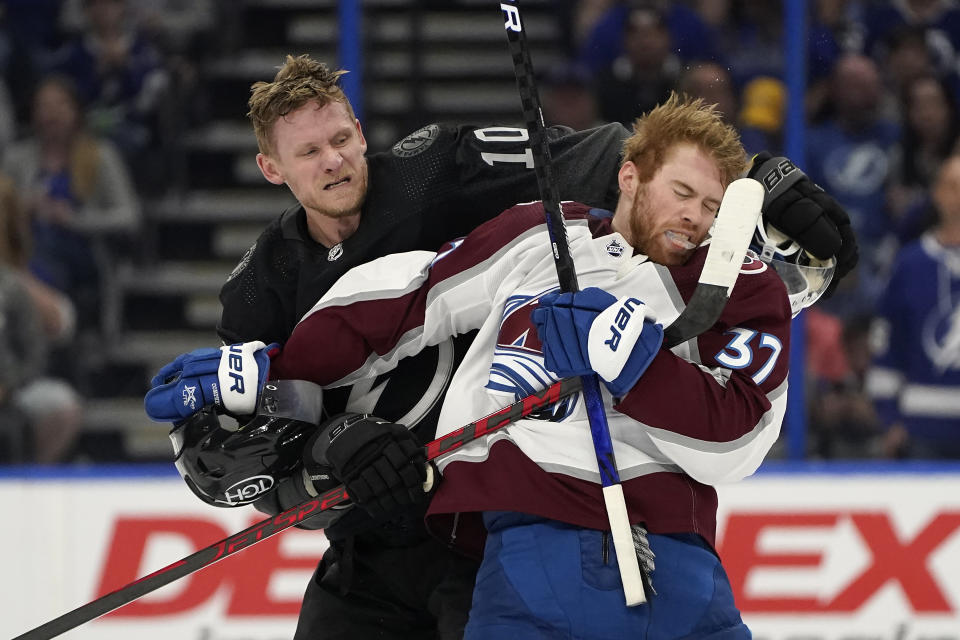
[752,219,837,316]
[756,219,802,261]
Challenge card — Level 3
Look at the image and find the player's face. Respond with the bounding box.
[620,143,724,266]
[258,100,368,219]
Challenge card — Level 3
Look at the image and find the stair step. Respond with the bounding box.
[424,84,524,112]
[182,121,257,152]
[244,0,336,9]
[148,189,294,223]
[107,330,216,371]
[363,11,559,45]
[186,295,224,327]
[83,397,155,433]
[117,261,234,296]
[81,398,172,461]
[213,224,262,258]
[204,48,334,80]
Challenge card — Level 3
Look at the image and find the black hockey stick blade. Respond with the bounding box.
[10,377,583,640]
[662,178,764,347]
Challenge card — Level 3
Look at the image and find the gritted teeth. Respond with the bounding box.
[665,230,696,250]
[325,177,349,190]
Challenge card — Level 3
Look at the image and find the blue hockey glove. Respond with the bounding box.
[531,288,664,397]
[144,341,279,422]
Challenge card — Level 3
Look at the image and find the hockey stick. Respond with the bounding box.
[498,0,764,606]
[499,0,646,605]
[13,184,762,640]
[11,377,584,640]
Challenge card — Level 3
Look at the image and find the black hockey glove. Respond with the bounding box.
[252,470,331,530]
[304,413,432,519]
[748,152,859,297]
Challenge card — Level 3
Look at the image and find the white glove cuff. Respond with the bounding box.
[218,340,266,415]
[587,297,653,383]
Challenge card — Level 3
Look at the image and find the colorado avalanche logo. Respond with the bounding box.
[487,290,577,421]
[740,249,768,274]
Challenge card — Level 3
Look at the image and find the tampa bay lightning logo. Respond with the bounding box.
[226,242,256,282]
[487,289,577,421]
[823,142,890,196]
[923,304,960,372]
[392,123,440,158]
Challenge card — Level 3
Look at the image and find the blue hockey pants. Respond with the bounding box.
[464,511,750,639]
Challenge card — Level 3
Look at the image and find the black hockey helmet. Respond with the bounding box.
[170,379,325,507]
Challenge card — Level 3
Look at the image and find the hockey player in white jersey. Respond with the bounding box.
[147,94,803,638]
[143,52,859,639]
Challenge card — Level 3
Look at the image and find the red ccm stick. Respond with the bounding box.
[12,376,583,640]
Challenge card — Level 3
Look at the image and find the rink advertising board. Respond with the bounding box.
[716,463,960,639]
[2,463,960,639]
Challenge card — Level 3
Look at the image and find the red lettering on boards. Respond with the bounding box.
[719,510,960,614]
[97,516,326,617]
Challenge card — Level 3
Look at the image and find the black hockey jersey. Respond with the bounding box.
[218,122,628,438]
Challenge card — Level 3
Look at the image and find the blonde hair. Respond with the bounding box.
[0,173,31,268]
[247,54,354,156]
[70,134,100,203]
[622,92,747,187]
[34,76,101,204]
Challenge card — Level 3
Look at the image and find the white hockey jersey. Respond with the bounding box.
[272,201,792,557]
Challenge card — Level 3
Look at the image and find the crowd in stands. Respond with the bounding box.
[543,0,960,461]
[2,0,960,463]
[0,0,216,463]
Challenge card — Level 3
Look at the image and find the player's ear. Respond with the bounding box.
[618,161,638,198]
[257,153,285,186]
[355,118,367,154]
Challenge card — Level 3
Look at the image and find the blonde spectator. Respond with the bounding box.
[0,174,82,464]
[1,74,140,334]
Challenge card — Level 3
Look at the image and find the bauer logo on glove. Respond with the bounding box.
[144,341,279,423]
[221,342,265,407]
[599,297,643,351]
[531,288,664,398]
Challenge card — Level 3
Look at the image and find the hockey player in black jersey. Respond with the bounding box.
[171,54,858,639]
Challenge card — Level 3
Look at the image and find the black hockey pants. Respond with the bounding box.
[293,526,478,639]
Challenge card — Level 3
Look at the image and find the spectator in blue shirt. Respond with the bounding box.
[806,53,901,318]
[867,155,960,459]
[47,0,169,188]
